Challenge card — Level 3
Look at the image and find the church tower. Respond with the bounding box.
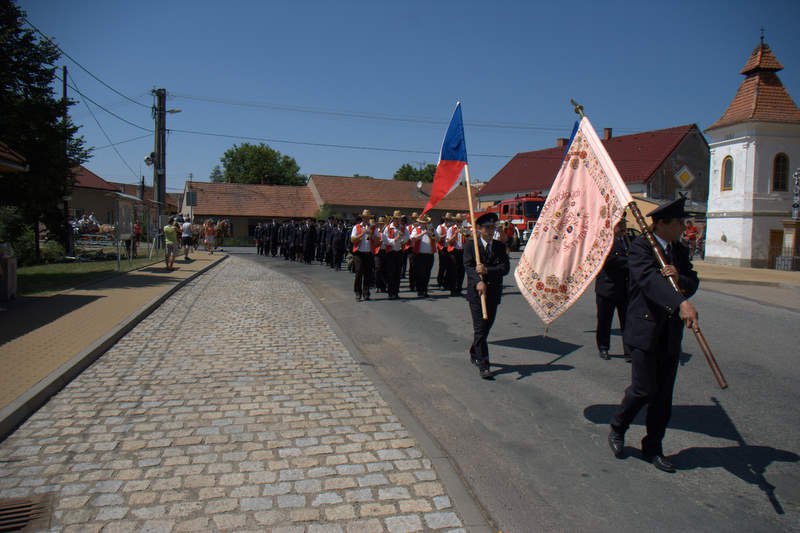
[704,37,800,267]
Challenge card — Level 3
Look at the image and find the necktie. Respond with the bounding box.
[665,244,672,261]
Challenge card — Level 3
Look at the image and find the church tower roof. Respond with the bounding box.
[707,39,800,131]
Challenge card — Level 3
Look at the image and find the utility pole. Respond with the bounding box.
[152,88,167,229]
[62,65,73,257]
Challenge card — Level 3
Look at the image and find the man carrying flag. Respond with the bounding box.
[424,102,500,378]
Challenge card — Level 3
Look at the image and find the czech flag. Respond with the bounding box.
[421,102,467,215]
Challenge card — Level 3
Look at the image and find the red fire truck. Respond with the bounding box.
[472,193,546,249]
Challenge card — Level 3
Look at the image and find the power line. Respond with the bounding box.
[23,17,151,109]
[54,71,151,131]
[71,77,139,180]
[169,128,512,159]
[94,134,152,150]
[169,92,596,133]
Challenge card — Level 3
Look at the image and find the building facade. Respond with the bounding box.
[704,39,800,268]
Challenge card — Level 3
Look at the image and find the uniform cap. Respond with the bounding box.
[475,212,499,227]
[648,197,688,221]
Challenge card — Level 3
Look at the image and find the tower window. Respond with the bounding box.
[721,156,733,191]
[772,153,789,192]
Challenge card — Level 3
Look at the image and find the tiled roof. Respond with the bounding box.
[741,42,783,74]
[111,182,178,209]
[309,174,476,212]
[72,166,118,191]
[708,42,800,130]
[187,182,319,218]
[0,141,27,171]
[479,125,697,197]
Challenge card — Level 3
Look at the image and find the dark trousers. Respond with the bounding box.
[611,347,680,456]
[353,252,374,297]
[400,250,409,278]
[333,249,344,270]
[596,295,628,352]
[447,249,465,294]
[468,292,500,365]
[413,253,434,295]
[437,249,448,287]
[385,251,402,297]
[374,251,387,291]
[407,251,416,290]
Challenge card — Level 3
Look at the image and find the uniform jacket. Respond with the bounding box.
[464,238,510,304]
[594,235,630,301]
[623,235,699,352]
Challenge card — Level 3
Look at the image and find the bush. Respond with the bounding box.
[41,240,65,263]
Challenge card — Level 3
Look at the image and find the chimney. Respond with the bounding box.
[603,128,613,140]
[555,138,569,148]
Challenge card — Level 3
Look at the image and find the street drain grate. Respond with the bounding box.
[0,495,52,532]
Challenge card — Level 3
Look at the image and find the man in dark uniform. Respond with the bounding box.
[464,212,510,379]
[595,217,631,361]
[608,197,699,473]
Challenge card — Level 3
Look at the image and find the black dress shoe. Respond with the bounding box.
[647,454,676,473]
[608,429,624,457]
[599,349,610,360]
[355,294,362,302]
[470,356,480,367]
[479,365,493,379]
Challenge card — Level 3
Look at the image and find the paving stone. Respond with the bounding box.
[385,514,424,533]
[0,257,467,532]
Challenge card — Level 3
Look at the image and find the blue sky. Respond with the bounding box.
[18,0,800,194]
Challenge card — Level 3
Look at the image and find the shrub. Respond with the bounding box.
[41,240,65,263]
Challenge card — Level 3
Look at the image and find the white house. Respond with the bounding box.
[704,38,800,268]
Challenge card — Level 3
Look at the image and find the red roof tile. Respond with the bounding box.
[187,182,319,218]
[741,42,783,74]
[110,182,178,210]
[0,141,27,171]
[479,125,697,197]
[309,174,477,212]
[72,166,118,191]
[709,42,800,130]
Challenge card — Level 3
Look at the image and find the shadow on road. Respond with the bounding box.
[584,397,798,514]
[490,335,582,357]
[491,362,574,381]
[0,294,103,346]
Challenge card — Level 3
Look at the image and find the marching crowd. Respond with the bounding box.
[251,209,514,301]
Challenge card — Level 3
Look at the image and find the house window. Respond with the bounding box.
[772,153,789,192]
[721,156,733,191]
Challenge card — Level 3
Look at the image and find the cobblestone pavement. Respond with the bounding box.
[0,257,466,532]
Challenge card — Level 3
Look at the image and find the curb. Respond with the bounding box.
[0,255,228,444]
[288,265,495,533]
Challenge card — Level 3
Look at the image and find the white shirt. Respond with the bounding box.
[181,222,192,237]
[383,222,408,252]
[411,226,435,254]
[351,223,376,252]
[446,225,464,250]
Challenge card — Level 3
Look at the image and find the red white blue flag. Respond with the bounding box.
[421,102,467,215]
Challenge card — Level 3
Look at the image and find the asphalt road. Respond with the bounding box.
[234,248,800,533]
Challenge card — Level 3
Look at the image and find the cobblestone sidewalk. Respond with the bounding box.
[0,257,466,532]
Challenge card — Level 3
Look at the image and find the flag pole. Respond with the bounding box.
[464,164,488,319]
[570,99,727,389]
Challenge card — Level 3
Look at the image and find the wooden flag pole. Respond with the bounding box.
[628,203,728,389]
[464,164,488,319]
[570,98,726,389]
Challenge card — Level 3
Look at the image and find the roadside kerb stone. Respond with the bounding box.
[0,256,467,530]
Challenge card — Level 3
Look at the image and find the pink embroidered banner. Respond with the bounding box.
[515,117,633,325]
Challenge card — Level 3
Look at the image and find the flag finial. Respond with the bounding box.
[570,99,585,118]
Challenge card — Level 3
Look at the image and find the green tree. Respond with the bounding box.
[0,1,90,261]
[220,143,305,185]
[393,163,437,183]
[209,164,224,183]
